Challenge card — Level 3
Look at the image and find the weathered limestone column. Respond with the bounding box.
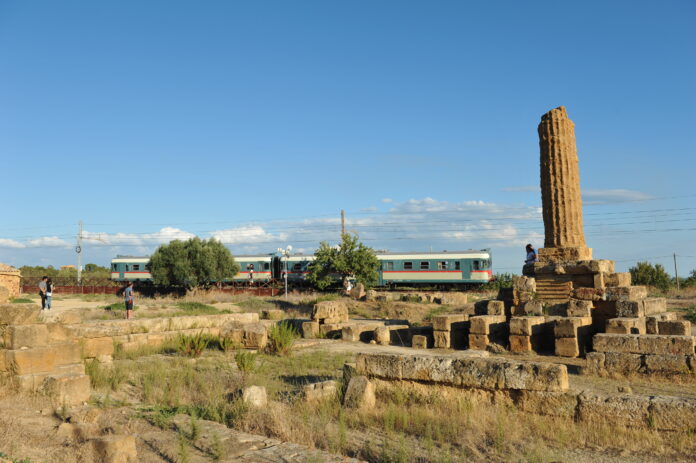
[537,106,592,263]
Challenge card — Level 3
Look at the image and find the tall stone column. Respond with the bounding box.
[537,106,592,263]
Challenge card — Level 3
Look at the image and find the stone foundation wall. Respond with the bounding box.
[0,267,21,300]
[354,352,696,431]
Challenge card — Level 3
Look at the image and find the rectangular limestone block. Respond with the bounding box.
[509,316,547,336]
[605,286,647,302]
[643,354,690,373]
[302,321,319,339]
[584,352,606,375]
[82,337,115,358]
[616,300,644,318]
[509,335,532,353]
[42,374,91,406]
[593,333,695,355]
[593,273,605,289]
[513,390,580,418]
[411,335,428,349]
[647,312,677,334]
[55,342,82,366]
[432,314,468,331]
[319,323,344,338]
[657,320,690,336]
[648,396,696,432]
[356,352,568,392]
[606,318,646,335]
[469,315,507,335]
[468,333,489,350]
[3,324,49,349]
[341,323,381,342]
[606,272,631,287]
[434,330,450,349]
[485,300,505,316]
[643,298,667,316]
[45,323,78,344]
[637,335,694,355]
[577,392,650,428]
[311,301,348,322]
[554,317,593,338]
[604,352,642,373]
[555,337,580,357]
[6,347,57,375]
[566,299,594,317]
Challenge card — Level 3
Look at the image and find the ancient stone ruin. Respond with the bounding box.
[0,263,21,303]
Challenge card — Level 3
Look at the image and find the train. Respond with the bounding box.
[110,249,493,288]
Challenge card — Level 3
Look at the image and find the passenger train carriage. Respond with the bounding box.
[111,249,492,287]
[110,256,152,281]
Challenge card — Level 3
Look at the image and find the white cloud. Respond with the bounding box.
[360,206,378,212]
[84,227,195,246]
[381,198,393,203]
[0,238,25,249]
[582,189,654,205]
[25,236,72,248]
[210,225,286,245]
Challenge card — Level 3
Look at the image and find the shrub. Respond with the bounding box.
[266,322,298,356]
[175,301,221,315]
[684,305,696,324]
[234,351,257,374]
[176,332,210,358]
[481,273,514,291]
[629,262,672,292]
[218,336,237,353]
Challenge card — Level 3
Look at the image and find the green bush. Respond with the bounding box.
[266,322,298,356]
[234,351,257,374]
[629,262,672,292]
[481,273,514,291]
[176,332,210,358]
[684,305,696,324]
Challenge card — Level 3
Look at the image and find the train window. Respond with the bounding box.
[473,260,481,270]
[292,263,301,271]
[125,265,129,271]
[383,262,394,271]
[264,263,270,270]
[111,264,117,271]
[455,261,461,270]
[404,262,413,270]
[437,261,447,270]
[420,261,429,270]
[133,264,140,271]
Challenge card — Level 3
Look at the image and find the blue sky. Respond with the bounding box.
[1,0,695,275]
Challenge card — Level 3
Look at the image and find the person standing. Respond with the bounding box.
[124,281,134,319]
[525,244,538,265]
[45,278,54,310]
[38,276,48,310]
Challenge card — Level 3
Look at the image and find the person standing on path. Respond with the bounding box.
[45,278,54,310]
[38,276,48,310]
[124,281,134,319]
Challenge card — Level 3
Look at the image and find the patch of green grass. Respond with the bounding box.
[234,350,257,375]
[233,297,273,311]
[423,305,450,322]
[266,321,298,356]
[85,360,129,391]
[9,298,33,304]
[683,305,696,324]
[174,301,223,315]
[102,302,125,311]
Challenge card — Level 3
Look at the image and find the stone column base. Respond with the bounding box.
[538,246,592,263]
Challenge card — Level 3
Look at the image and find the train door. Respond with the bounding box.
[271,256,283,280]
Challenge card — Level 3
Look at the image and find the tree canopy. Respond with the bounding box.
[307,233,380,289]
[629,261,672,292]
[147,237,239,288]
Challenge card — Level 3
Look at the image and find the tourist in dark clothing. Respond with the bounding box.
[38,276,48,310]
[45,278,54,310]
[525,244,538,265]
[124,282,134,319]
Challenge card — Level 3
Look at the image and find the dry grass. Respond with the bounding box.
[82,346,696,463]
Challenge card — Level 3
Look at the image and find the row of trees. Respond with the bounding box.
[147,233,381,289]
[20,264,112,285]
[629,261,696,292]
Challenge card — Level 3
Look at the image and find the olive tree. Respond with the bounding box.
[307,233,380,289]
[147,237,239,288]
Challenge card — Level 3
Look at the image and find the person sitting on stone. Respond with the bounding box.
[525,244,538,265]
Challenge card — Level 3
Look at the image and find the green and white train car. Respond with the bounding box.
[110,256,152,281]
[233,255,273,282]
[375,250,492,287]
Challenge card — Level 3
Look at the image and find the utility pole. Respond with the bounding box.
[76,221,83,285]
[341,209,345,237]
[674,253,680,291]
